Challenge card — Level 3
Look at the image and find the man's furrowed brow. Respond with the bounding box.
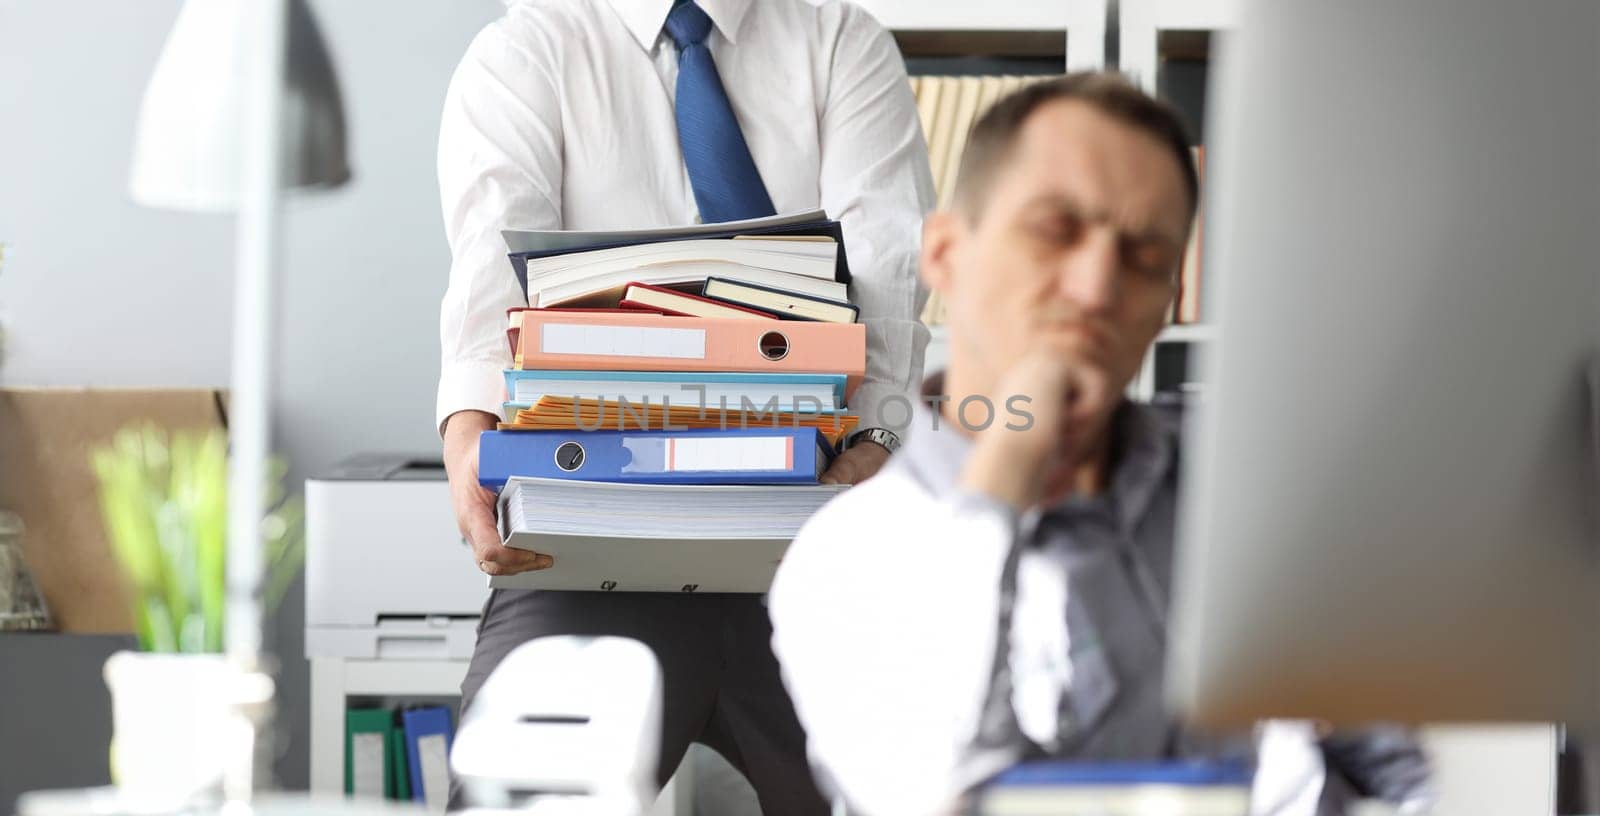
[1024,191,1181,245]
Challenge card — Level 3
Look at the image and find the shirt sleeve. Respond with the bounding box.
[435,15,565,434]
[768,476,1026,815]
[1318,726,1435,809]
[815,6,937,435]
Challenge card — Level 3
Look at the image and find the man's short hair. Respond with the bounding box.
[951,72,1198,219]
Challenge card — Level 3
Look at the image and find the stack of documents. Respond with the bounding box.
[504,209,858,321]
[482,212,866,593]
[501,309,865,429]
[519,237,845,305]
[494,477,847,592]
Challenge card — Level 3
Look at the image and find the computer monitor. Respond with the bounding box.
[1167,0,1600,730]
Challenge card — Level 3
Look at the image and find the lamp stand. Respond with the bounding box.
[223,0,289,799]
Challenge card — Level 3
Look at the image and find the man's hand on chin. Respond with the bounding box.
[961,350,1111,510]
[819,440,891,486]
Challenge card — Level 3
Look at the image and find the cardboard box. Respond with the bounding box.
[0,388,228,632]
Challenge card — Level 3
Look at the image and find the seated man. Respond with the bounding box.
[768,73,1432,815]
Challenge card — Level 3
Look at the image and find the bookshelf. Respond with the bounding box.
[851,1,1106,376]
[864,1,1226,402]
[1156,322,1216,344]
[854,0,1105,71]
[309,656,691,814]
[1121,0,1235,401]
[1118,0,1241,85]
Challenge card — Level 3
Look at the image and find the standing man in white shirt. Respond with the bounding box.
[769,73,1432,815]
[435,0,933,810]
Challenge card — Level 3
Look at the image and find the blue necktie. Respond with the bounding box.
[664,1,776,223]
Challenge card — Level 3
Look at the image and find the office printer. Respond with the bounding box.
[305,454,486,660]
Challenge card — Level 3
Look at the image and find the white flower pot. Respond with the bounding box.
[103,651,235,808]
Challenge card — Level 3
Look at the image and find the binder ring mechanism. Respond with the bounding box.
[554,441,586,472]
[757,330,790,362]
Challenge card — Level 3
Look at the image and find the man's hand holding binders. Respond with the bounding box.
[443,410,553,576]
[818,441,891,486]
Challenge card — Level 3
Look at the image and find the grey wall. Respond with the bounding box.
[0,0,504,790]
[0,634,136,814]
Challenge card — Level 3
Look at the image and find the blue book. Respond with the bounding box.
[986,759,1253,787]
[479,427,835,490]
[974,760,1253,815]
[400,706,453,808]
[502,369,848,413]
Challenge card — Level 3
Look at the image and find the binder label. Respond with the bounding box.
[541,323,707,359]
[417,734,450,810]
[665,436,793,472]
[351,733,385,798]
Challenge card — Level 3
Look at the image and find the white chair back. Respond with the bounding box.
[451,636,663,815]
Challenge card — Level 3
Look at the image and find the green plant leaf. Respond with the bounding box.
[93,424,306,653]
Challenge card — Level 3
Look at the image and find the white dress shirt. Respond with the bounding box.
[769,395,1429,815]
[768,404,1077,815]
[436,0,935,433]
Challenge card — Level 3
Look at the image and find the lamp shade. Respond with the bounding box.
[130,0,350,211]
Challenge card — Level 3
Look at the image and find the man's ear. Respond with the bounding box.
[920,210,962,295]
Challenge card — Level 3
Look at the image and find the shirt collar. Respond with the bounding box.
[898,390,973,500]
[1103,395,1179,533]
[605,0,749,51]
[899,371,1180,534]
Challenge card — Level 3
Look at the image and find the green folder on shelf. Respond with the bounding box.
[345,708,396,798]
[345,707,416,801]
[388,722,411,800]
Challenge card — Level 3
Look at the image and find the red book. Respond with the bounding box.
[619,282,777,321]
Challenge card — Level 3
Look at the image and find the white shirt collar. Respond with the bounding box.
[605,0,750,50]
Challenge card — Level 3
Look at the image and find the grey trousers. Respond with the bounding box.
[454,589,828,816]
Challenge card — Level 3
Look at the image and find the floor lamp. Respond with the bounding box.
[128,0,348,796]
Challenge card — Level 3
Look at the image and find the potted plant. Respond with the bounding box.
[92,424,303,805]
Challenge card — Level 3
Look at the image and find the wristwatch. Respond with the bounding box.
[846,427,901,454]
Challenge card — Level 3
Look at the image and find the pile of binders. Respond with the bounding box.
[478,211,864,593]
[344,705,454,810]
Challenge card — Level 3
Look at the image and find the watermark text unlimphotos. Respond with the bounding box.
[563,384,1037,433]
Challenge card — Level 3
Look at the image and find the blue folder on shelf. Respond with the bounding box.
[478,427,835,491]
[400,706,454,808]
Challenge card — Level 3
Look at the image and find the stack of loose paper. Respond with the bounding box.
[503,396,858,451]
[493,477,848,592]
